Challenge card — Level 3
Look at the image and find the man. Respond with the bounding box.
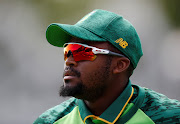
[34,9,180,124]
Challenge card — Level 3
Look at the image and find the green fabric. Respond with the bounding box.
[46,9,143,68]
[121,103,134,117]
[53,106,84,124]
[33,97,77,124]
[140,88,180,124]
[116,85,145,123]
[91,118,106,124]
[53,103,154,124]
[125,106,155,124]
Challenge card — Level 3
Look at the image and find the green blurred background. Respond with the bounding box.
[0,0,179,123]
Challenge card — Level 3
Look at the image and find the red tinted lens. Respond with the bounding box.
[64,44,96,61]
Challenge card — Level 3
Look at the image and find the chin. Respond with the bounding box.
[59,83,83,97]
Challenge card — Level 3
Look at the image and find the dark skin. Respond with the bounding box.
[64,37,131,116]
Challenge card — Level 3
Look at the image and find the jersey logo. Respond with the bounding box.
[115,38,128,49]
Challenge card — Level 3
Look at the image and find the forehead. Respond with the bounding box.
[69,37,109,49]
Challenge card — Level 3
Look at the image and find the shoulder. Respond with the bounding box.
[33,97,77,124]
[140,87,180,123]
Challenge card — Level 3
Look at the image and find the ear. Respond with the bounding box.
[113,58,130,74]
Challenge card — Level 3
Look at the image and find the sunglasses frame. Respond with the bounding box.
[63,43,126,60]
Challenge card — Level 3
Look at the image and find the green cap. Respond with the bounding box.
[46,9,143,68]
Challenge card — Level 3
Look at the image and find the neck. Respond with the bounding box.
[84,79,128,116]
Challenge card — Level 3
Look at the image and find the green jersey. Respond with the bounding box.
[34,81,180,124]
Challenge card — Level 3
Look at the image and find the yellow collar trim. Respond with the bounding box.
[80,87,134,124]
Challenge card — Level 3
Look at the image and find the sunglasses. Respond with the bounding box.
[63,43,126,62]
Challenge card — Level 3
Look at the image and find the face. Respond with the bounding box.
[59,38,113,101]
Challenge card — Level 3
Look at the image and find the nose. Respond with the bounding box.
[65,55,78,67]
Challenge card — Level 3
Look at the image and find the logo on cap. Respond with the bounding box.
[115,38,128,49]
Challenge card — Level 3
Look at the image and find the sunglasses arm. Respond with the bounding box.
[108,51,125,57]
[92,48,125,57]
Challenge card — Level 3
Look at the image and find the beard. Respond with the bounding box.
[59,83,83,97]
[59,57,112,101]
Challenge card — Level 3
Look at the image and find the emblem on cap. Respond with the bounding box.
[115,38,128,49]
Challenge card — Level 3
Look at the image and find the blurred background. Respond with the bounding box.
[0,0,179,123]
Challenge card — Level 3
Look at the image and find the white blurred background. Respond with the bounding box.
[0,0,179,123]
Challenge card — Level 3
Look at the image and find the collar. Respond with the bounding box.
[77,80,133,123]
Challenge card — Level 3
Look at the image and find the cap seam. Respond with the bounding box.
[77,25,106,41]
[99,15,119,36]
[78,15,119,40]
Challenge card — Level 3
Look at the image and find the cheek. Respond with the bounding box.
[78,62,94,77]
[77,61,98,82]
[78,60,111,87]
[80,69,98,89]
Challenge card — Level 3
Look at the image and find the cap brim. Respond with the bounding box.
[46,23,106,47]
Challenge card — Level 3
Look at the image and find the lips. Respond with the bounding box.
[63,71,79,84]
[63,72,77,79]
[64,75,77,81]
[63,71,77,77]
